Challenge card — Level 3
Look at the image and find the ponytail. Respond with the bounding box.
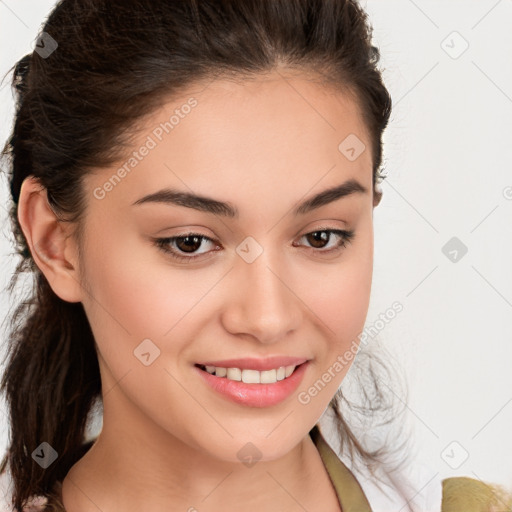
[0,270,101,510]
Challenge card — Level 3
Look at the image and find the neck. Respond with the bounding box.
[61,392,327,512]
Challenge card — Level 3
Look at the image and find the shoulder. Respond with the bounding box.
[442,476,512,512]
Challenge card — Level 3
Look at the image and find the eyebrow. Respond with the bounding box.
[131,178,368,218]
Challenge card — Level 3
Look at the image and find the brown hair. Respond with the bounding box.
[0,0,403,509]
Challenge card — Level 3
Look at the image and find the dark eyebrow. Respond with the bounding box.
[131,178,367,218]
[293,179,368,215]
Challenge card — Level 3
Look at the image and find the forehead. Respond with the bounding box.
[170,71,369,156]
[86,71,372,211]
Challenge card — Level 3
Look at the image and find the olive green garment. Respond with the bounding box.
[309,424,507,512]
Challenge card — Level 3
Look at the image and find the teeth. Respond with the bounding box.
[259,369,277,384]
[227,368,242,381]
[215,366,227,377]
[242,369,260,384]
[284,365,295,378]
[202,364,298,383]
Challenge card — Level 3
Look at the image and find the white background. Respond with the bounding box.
[1,0,511,491]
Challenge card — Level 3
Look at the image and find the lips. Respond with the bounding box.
[195,360,310,407]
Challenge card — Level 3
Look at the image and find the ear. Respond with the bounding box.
[17,176,84,303]
[373,187,383,207]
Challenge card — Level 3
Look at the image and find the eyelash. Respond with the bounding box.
[153,228,355,263]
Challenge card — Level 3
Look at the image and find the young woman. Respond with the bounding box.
[0,0,510,511]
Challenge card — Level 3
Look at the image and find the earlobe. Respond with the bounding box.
[17,176,83,303]
[373,188,383,207]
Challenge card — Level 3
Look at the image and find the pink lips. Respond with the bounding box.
[194,360,310,408]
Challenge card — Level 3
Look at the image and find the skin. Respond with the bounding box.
[18,69,382,511]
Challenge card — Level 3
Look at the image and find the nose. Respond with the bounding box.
[220,251,303,345]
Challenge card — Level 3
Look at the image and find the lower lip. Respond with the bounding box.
[194,362,309,408]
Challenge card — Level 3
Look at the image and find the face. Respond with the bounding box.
[73,71,378,462]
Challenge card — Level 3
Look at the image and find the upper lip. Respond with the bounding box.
[196,356,308,371]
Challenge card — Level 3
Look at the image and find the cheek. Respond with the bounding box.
[295,250,373,415]
[79,220,230,379]
[295,225,373,404]
[78,225,211,433]
[78,221,184,359]
[302,227,373,343]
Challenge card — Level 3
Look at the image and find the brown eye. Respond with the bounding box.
[153,233,220,262]
[305,231,331,249]
[295,229,355,253]
[174,235,204,253]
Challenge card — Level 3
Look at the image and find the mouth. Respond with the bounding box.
[194,362,306,384]
[194,360,310,408]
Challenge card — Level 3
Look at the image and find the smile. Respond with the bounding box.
[194,361,310,408]
[196,364,298,384]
